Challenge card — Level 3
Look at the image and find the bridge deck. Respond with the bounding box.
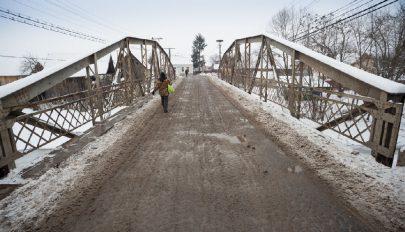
[37,76,373,231]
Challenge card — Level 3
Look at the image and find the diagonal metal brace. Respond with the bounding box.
[316,102,376,132]
[10,111,77,138]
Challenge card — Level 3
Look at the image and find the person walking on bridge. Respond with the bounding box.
[152,72,172,113]
[185,67,189,77]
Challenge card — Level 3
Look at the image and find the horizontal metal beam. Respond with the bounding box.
[220,34,405,100]
[295,52,381,99]
[0,37,171,109]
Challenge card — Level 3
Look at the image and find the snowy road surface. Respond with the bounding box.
[33,76,375,232]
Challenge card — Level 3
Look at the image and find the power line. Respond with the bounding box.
[318,0,375,26]
[295,0,373,37]
[329,0,363,15]
[294,0,398,41]
[60,0,131,34]
[44,0,127,35]
[12,0,105,36]
[302,0,321,11]
[0,54,66,61]
[0,8,106,43]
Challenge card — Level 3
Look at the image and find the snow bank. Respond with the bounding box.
[264,33,405,94]
[208,73,405,231]
[0,77,183,231]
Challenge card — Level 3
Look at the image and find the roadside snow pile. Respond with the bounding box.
[0,106,128,186]
[207,73,405,231]
[0,100,157,231]
[0,76,183,232]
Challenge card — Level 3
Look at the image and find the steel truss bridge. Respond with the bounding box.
[0,37,175,173]
[0,34,404,175]
[219,34,405,167]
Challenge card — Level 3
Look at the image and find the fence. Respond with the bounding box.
[219,34,405,167]
[0,37,175,173]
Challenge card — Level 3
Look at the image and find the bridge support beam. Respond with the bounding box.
[219,34,405,167]
[370,94,404,166]
[0,113,20,176]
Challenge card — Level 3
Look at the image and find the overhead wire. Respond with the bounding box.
[301,0,321,11]
[0,54,66,61]
[44,0,128,35]
[60,0,132,35]
[295,0,372,37]
[294,0,399,41]
[11,0,105,36]
[0,8,106,43]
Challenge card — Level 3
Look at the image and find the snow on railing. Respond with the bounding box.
[219,34,405,167]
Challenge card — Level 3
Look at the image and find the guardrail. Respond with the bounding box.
[219,34,405,167]
[0,37,175,174]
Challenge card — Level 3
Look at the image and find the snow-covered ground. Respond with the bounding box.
[0,106,127,185]
[0,77,183,231]
[0,74,403,230]
[208,72,405,186]
[207,73,405,231]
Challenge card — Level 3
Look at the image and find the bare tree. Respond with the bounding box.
[305,13,354,63]
[209,54,219,65]
[370,5,405,80]
[268,6,308,40]
[268,7,310,82]
[267,2,404,82]
[349,18,373,71]
[20,55,44,75]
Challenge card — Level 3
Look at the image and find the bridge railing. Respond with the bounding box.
[219,34,405,167]
[0,37,175,173]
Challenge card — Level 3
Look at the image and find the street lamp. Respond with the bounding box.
[216,39,223,62]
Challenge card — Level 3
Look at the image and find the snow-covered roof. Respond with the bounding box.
[265,33,405,95]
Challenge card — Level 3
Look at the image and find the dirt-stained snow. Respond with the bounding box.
[208,74,405,231]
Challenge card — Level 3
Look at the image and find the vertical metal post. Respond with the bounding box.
[244,42,248,91]
[230,43,237,85]
[141,43,150,92]
[371,93,404,166]
[249,37,264,94]
[0,121,19,174]
[288,51,298,117]
[93,53,104,121]
[152,42,160,79]
[259,46,264,100]
[85,66,96,125]
[126,40,135,103]
[297,61,304,118]
[265,55,269,102]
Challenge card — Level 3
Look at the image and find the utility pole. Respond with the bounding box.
[216,39,223,63]
[164,48,175,60]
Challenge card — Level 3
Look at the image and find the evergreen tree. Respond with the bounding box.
[191,33,207,72]
[106,55,115,74]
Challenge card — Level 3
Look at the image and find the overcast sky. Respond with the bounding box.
[0,0,399,75]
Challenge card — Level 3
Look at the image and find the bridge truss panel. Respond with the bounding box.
[219,34,405,167]
[0,37,176,172]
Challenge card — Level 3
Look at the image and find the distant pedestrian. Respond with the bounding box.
[152,72,172,113]
[185,68,189,77]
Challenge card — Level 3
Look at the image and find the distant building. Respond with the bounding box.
[213,63,220,71]
[173,64,193,76]
[0,75,25,86]
[203,65,213,73]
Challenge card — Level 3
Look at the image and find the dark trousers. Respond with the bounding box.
[161,96,169,112]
